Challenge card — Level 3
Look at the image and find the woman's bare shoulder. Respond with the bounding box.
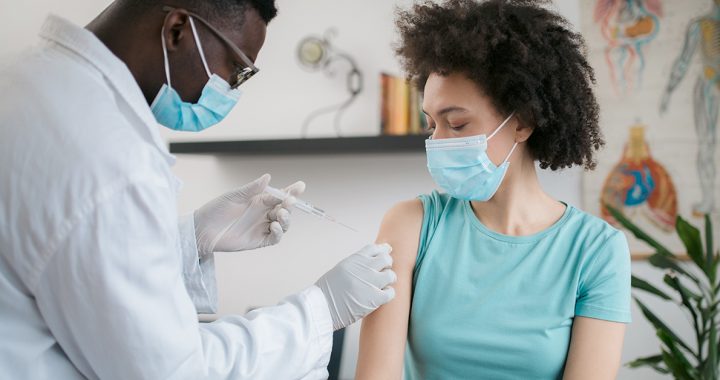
[376,199,424,268]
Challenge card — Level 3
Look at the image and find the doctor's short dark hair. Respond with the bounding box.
[396,0,603,171]
[200,0,278,24]
[124,0,278,25]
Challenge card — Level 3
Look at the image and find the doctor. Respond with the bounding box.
[0,0,396,379]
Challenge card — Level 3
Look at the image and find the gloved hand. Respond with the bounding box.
[315,244,397,331]
[193,174,305,257]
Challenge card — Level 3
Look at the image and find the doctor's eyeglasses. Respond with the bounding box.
[162,6,260,89]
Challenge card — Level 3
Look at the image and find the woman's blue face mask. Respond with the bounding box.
[150,16,242,132]
[425,112,517,201]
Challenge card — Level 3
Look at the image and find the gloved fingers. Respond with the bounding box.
[265,221,284,246]
[268,205,291,232]
[235,173,272,200]
[358,243,393,258]
[368,252,393,271]
[261,180,304,207]
[378,286,396,305]
[261,192,285,207]
[261,194,296,209]
[372,268,397,289]
[281,196,297,211]
[284,181,306,198]
[384,268,398,285]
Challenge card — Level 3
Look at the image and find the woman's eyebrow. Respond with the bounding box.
[422,106,468,117]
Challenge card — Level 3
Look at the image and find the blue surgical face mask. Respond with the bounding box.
[151,16,242,132]
[425,112,517,201]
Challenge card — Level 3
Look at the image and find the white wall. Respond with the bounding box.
[0,0,692,379]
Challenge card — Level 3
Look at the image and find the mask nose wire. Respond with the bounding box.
[188,16,213,79]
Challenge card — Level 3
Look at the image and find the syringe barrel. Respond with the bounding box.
[263,186,356,232]
[295,200,325,217]
[264,186,287,200]
[265,186,323,216]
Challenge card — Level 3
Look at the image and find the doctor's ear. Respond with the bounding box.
[162,9,192,52]
[513,115,534,143]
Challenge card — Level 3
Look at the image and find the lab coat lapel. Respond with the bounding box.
[38,15,175,166]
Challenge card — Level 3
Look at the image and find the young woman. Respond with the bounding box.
[355,1,631,379]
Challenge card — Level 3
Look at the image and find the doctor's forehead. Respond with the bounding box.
[167,0,273,60]
[223,7,267,63]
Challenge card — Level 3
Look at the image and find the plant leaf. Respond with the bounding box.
[648,254,701,285]
[660,349,694,380]
[702,301,713,322]
[717,330,720,367]
[676,216,706,274]
[714,257,720,290]
[635,298,695,355]
[626,354,669,374]
[657,330,699,378]
[627,354,663,367]
[663,274,702,301]
[705,321,717,379]
[714,253,720,291]
[705,214,716,285]
[664,274,701,347]
[633,275,673,300]
[605,204,674,257]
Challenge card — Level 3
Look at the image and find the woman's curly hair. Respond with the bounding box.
[396,0,603,170]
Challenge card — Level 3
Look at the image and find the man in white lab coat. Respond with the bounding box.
[0,0,397,379]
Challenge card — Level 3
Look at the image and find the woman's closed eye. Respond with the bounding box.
[424,122,467,135]
[449,123,467,131]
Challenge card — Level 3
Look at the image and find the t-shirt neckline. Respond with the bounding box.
[463,199,574,244]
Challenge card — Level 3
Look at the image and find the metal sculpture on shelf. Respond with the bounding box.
[297,29,363,137]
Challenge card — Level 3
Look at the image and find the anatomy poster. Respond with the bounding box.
[580,0,719,254]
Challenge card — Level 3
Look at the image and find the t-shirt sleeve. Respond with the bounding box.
[415,191,446,272]
[575,230,632,323]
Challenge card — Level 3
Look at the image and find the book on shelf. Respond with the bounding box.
[380,73,427,136]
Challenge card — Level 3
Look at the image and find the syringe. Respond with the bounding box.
[264,186,358,233]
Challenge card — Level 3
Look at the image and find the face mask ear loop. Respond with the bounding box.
[487,112,516,140]
[188,17,212,79]
[160,13,173,88]
[503,142,519,164]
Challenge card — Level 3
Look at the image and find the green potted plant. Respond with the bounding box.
[605,205,718,379]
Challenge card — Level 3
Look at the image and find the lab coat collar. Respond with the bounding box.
[38,14,176,166]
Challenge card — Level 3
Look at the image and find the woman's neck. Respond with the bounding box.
[469,156,566,236]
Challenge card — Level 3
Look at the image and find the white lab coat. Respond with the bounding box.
[0,15,333,380]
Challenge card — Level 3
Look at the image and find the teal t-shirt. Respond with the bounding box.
[404,191,632,380]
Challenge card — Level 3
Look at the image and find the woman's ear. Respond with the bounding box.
[514,115,534,143]
[163,10,191,52]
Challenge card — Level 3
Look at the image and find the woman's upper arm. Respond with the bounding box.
[562,317,626,380]
[355,199,424,380]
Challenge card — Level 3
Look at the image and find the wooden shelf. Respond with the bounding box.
[168,135,428,155]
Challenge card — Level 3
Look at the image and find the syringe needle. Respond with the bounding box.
[328,217,359,233]
[264,186,358,232]
[341,223,359,233]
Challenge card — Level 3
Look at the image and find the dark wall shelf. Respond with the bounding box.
[168,135,428,155]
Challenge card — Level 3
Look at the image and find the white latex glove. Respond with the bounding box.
[315,244,397,331]
[194,174,305,257]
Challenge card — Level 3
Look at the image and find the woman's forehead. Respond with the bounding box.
[423,73,491,115]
